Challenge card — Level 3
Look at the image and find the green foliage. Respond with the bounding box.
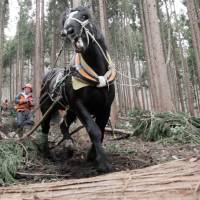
[0,139,38,185]
[3,0,34,70]
[128,110,200,144]
[0,140,23,184]
[3,39,17,67]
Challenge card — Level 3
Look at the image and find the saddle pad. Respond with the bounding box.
[72,76,90,90]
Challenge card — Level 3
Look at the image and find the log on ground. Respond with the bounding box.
[0,159,200,200]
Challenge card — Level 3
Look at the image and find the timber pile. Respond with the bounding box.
[0,159,200,200]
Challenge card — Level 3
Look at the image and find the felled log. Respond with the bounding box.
[105,127,132,135]
[105,127,132,139]
[0,159,200,200]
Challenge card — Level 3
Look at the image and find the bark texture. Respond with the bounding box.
[1,159,200,200]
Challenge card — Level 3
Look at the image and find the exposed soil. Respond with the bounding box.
[1,115,200,185]
[17,123,200,185]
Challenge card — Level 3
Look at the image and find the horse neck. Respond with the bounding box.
[81,39,108,76]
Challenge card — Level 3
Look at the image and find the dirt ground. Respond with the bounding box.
[1,115,200,185]
[15,122,200,185]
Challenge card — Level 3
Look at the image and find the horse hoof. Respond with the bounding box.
[87,146,96,162]
[62,140,74,159]
[87,151,96,162]
[97,162,111,173]
[44,151,52,159]
[36,143,50,155]
[36,143,51,158]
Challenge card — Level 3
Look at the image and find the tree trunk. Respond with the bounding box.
[141,0,174,112]
[73,0,81,8]
[139,0,157,111]
[40,0,44,76]
[50,4,56,68]
[187,0,200,83]
[171,0,194,115]
[172,41,185,112]
[1,159,200,200]
[98,0,118,126]
[99,0,108,43]
[0,0,6,102]
[34,0,42,121]
[16,26,21,93]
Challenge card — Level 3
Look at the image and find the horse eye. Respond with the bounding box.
[82,15,88,20]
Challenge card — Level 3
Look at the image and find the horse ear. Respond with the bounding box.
[82,2,91,10]
[84,4,92,17]
[65,7,70,14]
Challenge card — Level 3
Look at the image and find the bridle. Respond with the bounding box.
[63,12,112,66]
[64,13,91,48]
[63,11,116,88]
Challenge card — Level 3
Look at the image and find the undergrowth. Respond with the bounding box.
[0,139,37,185]
[128,110,200,144]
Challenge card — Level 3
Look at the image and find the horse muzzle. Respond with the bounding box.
[60,29,68,38]
[61,27,87,53]
[73,37,85,53]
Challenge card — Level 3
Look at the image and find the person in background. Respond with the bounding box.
[15,83,34,136]
[1,99,9,114]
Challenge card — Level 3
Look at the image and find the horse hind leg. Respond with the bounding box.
[39,102,53,156]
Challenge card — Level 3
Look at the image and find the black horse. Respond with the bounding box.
[39,6,115,172]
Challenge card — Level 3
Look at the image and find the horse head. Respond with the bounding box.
[61,6,99,53]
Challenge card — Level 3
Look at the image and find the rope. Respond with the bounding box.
[40,41,65,92]
[115,70,139,81]
[50,125,84,150]
[31,93,49,114]
[116,81,140,87]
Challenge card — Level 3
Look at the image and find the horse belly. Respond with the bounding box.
[77,87,114,114]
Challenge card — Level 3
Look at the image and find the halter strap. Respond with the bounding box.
[64,16,90,47]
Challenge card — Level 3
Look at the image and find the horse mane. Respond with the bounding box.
[91,24,107,51]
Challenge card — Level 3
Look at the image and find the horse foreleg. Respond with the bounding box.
[60,109,76,140]
[74,100,111,172]
[87,110,110,162]
[59,109,76,158]
[95,109,111,142]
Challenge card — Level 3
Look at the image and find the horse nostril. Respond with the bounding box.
[60,30,67,37]
[67,27,74,35]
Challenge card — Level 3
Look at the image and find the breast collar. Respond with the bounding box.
[72,53,116,89]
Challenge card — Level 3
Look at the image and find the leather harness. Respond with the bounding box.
[72,53,116,90]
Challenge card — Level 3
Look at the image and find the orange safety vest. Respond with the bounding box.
[15,92,34,112]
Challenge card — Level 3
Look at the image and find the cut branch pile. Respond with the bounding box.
[0,139,37,185]
[128,111,200,144]
[1,159,200,200]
